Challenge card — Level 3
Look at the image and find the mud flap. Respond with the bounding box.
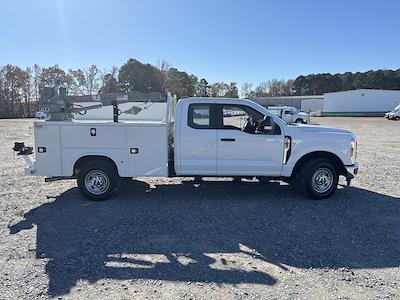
[345,171,354,187]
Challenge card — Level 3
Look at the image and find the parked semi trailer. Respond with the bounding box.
[14,87,358,200]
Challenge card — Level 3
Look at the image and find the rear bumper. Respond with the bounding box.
[22,155,37,175]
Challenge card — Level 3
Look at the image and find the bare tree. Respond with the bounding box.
[156,60,171,89]
[40,65,70,90]
[283,79,294,96]
[254,82,269,97]
[99,66,119,94]
[209,82,229,97]
[67,68,86,95]
[31,64,42,103]
[0,67,4,117]
[241,82,254,98]
[84,65,101,95]
[22,67,33,117]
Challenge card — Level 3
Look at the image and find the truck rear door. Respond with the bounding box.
[177,103,217,175]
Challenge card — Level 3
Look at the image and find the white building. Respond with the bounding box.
[252,95,323,110]
[323,89,400,113]
[253,89,400,115]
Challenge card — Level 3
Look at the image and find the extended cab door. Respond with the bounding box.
[177,102,218,175]
[216,104,284,176]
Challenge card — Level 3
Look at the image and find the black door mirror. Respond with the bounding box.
[261,115,274,133]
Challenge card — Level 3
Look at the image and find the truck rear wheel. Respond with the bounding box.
[298,158,338,199]
[77,161,119,200]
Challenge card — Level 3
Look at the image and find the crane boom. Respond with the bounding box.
[38,87,165,121]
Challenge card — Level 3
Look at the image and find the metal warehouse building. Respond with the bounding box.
[323,89,400,114]
[253,89,400,116]
[252,95,323,110]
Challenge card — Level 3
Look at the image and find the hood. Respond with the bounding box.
[288,124,352,135]
[298,112,309,116]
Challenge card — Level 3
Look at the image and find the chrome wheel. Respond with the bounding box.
[84,170,110,195]
[311,167,333,193]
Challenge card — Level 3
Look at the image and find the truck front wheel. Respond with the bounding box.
[77,161,119,200]
[299,158,338,199]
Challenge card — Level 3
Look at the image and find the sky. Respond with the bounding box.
[0,0,399,86]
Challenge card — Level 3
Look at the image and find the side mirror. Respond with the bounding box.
[261,116,274,133]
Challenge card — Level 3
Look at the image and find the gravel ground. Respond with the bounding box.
[0,117,399,300]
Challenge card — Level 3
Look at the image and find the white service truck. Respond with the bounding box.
[385,103,400,120]
[14,87,358,200]
[268,106,310,124]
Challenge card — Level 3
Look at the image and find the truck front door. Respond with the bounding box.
[216,104,284,176]
[282,109,293,123]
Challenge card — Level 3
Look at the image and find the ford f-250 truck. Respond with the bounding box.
[14,88,358,200]
[268,106,310,124]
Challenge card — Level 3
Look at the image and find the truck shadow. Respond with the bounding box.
[9,180,400,296]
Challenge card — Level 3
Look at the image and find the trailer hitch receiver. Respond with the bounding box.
[13,142,33,156]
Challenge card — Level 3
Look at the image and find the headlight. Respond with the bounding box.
[349,138,357,163]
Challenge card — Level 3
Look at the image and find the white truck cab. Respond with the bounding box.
[14,88,358,200]
[268,106,310,124]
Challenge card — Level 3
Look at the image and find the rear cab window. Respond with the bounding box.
[188,104,212,129]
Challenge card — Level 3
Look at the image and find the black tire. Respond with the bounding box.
[395,116,400,121]
[295,118,304,124]
[298,158,338,199]
[77,160,120,201]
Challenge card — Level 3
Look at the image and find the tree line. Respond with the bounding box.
[0,58,399,118]
[0,59,239,118]
[291,70,400,96]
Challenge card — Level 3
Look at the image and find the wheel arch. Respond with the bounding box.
[73,155,120,177]
[291,151,346,178]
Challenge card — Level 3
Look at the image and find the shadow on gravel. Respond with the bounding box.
[9,180,400,296]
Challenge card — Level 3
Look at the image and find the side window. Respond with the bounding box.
[221,105,264,133]
[188,104,211,129]
[222,106,250,130]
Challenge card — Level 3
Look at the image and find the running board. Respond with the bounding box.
[45,176,75,182]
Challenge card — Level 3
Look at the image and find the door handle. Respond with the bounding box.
[220,138,235,142]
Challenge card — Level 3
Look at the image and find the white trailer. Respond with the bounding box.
[301,98,324,113]
[324,89,400,113]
